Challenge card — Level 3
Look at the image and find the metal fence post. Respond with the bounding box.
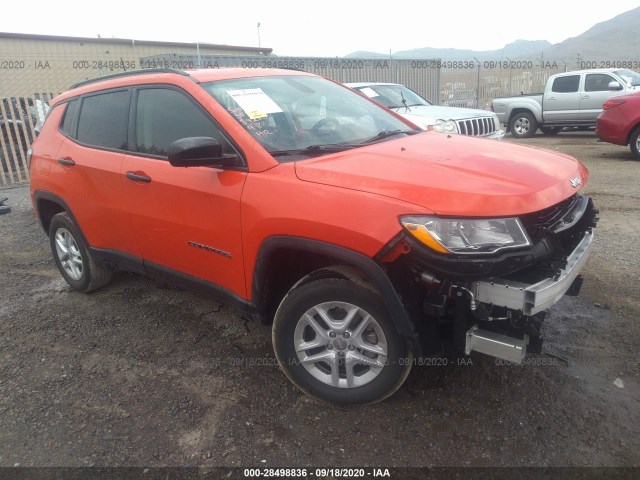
[436,66,441,106]
[475,59,481,109]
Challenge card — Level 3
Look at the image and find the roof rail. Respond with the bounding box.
[69,68,194,90]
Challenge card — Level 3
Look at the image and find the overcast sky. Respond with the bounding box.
[2,0,639,57]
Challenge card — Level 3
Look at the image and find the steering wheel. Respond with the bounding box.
[311,117,340,135]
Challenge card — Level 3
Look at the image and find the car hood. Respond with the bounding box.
[392,104,494,123]
[294,132,588,217]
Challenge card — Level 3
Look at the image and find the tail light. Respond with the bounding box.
[603,99,625,110]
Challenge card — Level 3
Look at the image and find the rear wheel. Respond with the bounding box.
[49,212,113,292]
[272,276,412,405]
[630,126,640,160]
[510,112,538,138]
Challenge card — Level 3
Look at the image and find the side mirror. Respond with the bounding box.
[608,81,623,91]
[168,137,239,168]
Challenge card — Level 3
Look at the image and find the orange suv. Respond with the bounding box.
[30,68,598,405]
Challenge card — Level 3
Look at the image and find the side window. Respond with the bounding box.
[585,74,615,92]
[59,99,78,137]
[76,90,130,150]
[135,88,233,157]
[551,75,580,93]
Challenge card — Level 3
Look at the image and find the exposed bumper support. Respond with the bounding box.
[473,230,594,316]
[465,326,528,363]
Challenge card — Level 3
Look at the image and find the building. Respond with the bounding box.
[0,32,272,97]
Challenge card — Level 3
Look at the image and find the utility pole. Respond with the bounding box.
[257,22,261,48]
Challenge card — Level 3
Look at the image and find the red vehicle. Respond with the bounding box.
[29,68,597,404]
[596,91,640,159]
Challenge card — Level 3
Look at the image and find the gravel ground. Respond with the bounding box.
[0,131,638,469]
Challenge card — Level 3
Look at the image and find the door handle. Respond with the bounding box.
[126,171,152,183]
[57,157,75,166]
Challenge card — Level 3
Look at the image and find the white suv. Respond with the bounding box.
[346,82,504,139]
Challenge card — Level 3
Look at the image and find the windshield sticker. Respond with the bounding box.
[227,88,282,120]
[359,87,379,98]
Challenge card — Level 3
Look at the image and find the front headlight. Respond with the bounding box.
[433,119,458,134]
[400,216,531,255]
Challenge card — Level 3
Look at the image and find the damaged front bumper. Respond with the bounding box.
[473,229,594,316]
[381,194,598,362]
[464,229,594,363]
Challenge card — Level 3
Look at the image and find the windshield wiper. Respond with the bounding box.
[270,143,359,157]
[360,130,416,144]
[389,103,425,109]
[400,91,410,111]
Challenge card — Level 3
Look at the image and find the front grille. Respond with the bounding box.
[520,194,579,242]
[456,116,497,137]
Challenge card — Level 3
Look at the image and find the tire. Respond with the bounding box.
[540,126,561,135]
[49,212,113,292]
[630,126,640,161]
[509,112,538,138]
[272,276,412,405]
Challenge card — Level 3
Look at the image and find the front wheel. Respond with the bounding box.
[630,126,640,160]
[272,277,412,405]
[510,112,538,138]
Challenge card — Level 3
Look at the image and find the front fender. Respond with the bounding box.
[252,236,420,354]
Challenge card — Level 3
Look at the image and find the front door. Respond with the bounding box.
[580,73,620,122]
[121,86,248,299]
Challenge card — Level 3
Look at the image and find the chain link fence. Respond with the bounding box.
[1,51,574,186]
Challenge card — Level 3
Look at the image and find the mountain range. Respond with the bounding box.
[346,6,640,62]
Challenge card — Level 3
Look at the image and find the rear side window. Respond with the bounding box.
[135,88,232,157]
[76,90,130,150]
[551,75,580,93]
[60,99,78,137]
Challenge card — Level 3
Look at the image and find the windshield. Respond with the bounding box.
[352,84,431,109]
[203,76,416,159]
[614,69,640,87]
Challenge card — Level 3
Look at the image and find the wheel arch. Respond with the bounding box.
[508,107,539,126]
[33,191,86,242]
[625,122,640,146]
[252,236,419,353]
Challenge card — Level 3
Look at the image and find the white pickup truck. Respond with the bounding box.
[491,68,640,138]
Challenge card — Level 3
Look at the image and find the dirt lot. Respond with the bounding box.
[0,131,639,469]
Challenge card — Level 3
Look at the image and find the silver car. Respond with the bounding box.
[346,82,504,139]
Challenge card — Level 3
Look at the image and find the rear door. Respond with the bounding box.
[121,86,248,299]
[580,72,620,122]
[52,90,139,255]
[544,74,581,123]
